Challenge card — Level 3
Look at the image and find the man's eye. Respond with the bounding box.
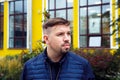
[57,33,63,36]
[68,32,71,35]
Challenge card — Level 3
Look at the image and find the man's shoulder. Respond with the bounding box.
[24,52,44,66]
[68,51,88,64]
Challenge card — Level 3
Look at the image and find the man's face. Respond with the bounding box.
[44,25,71,54]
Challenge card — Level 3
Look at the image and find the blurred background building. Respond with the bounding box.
[0,0,119,57]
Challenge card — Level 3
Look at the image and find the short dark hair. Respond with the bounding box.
[43,17,70,29]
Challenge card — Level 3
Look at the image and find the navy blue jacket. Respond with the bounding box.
[21,50,95,80]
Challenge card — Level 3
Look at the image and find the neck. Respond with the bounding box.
[47,48,63,62]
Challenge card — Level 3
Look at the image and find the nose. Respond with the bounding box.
[63,34,70,42]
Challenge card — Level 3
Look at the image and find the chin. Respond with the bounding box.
[63,48,69,53]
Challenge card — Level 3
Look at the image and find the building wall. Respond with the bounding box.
[0,0,119,57]
[0,0,43,57]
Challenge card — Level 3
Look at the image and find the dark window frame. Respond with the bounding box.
[9,0,27,48]
[79,0,110,48]
[0,3,4,49]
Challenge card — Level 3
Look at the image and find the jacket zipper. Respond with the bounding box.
[48,64,52,80]
[56,65,61,80]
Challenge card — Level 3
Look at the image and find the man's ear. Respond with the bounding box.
[43,34,49,44]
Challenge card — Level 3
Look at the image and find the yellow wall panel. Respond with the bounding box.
[32,0,43,49]
[111,0,116,47]
[118,7,120,47]
[73,0,79,48]
[3,1,8,50]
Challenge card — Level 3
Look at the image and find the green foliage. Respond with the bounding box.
[0,40,45,80]
[0,55,22,80]
[73,48,120,80]
[21,40,45,63]
[42,9,50,22]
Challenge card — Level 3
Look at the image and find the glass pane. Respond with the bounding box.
[67,0,73,7]
[102,5,110,34]
[0,37,3,48]
[0,17,3,31]
[56,10,66,19]
[88,0,101,5]
[102,35,110,47]
[79,0,87,6]
[15,39,23,48]
[0,3,3,13]
[24,0,27,13]
[80,8,87,34]
[56,0,66,8]
[0,16,3,48]
[9,16,14,37]
[24,38,26,47]
[102,0,110,3]
[24,15,27,36]
[9,2,14,14]
[89,36,101,47]
[15,15,23,37]
[88,6,101,34]
[9,38,14,48]
[68,9,73,22]
[79,36,87,47]
[15,1,23,13]
[50,11,54,18]
[49,0,54,9]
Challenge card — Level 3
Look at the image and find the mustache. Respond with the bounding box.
[62,42,71,46]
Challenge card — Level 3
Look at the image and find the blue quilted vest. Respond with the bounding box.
[21,50,95,80]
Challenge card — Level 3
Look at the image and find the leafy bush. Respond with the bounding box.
[73,48,120,80]
[20,40,45,63]
[0,40,45,80]
[0,55,22,80]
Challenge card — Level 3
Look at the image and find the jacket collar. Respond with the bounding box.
[42,47,67,64]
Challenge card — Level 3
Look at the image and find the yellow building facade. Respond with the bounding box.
[0,0,119,57]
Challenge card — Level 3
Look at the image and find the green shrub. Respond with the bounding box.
[0,40,45,80]
[73,48,120,80]
[21,40,45,63]
[0,55,22,80]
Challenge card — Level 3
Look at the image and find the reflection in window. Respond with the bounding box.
[102,5,110,34]
[80,36,87,47]
[0,3,3,48]
[88,0,101,5]
[79,0,110,48]
[67,0,73,7]
[9,0,27,48]
[79,0,87,6]
[80,8,87,35]
[102,0,110,3]
[67,9,73,22]
[88,6,101,34]
[56,0,66,8]
[15,1,22,14]
[56,10,66,19]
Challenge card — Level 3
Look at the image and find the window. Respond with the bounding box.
[9,0,27,48]
[79,0,110,48]
[47,0,73,22]
[0,3,3,48]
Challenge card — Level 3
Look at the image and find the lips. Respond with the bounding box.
[63,44,70,48]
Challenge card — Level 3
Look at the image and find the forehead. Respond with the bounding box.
[51,25,70,31]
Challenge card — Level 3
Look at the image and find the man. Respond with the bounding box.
[21,17,95,80]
